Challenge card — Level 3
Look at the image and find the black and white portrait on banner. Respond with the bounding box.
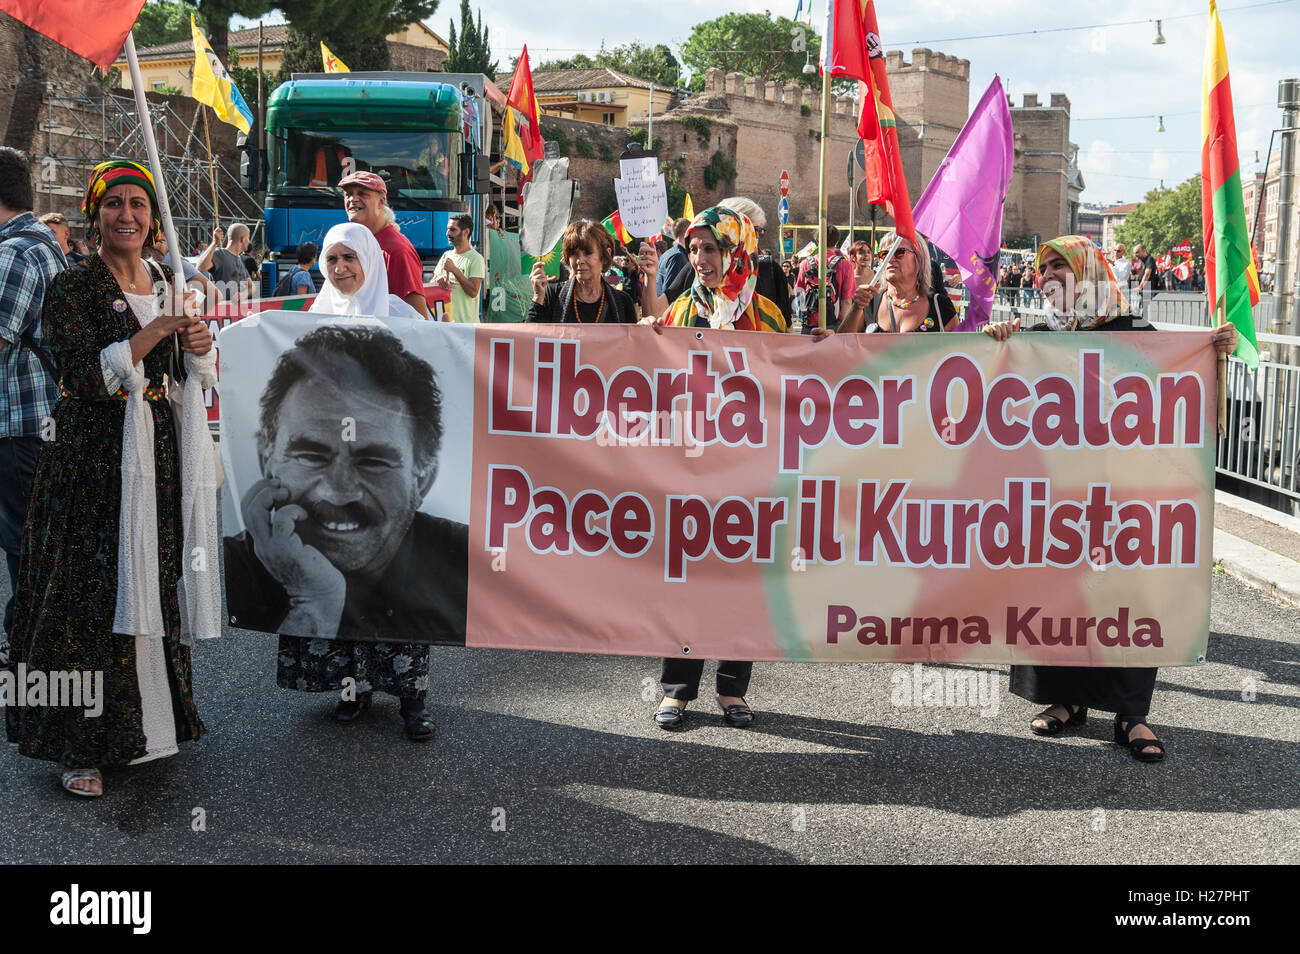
[219,312,471,644]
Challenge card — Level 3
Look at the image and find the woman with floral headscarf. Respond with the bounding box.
[983,236,1238,763]
[653,205,786,333]
[642,206,783,730]
[6,161,214,796]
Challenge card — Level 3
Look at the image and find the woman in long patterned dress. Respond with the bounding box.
[7,161,214,795]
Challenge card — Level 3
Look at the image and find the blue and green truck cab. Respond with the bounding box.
[260,71,492,289]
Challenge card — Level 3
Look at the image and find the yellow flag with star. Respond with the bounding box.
[321,41,350,73]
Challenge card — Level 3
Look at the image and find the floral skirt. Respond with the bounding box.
[276,636,430,699]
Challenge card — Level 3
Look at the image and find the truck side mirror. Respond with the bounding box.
[459,151,491,195]
[238,133,267,191]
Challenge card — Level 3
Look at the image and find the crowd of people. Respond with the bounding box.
[0,142,1243,799]
[999,241,1211,314]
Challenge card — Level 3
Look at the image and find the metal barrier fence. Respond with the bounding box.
[1217,343,1300,505]
[1147,291,1279,335]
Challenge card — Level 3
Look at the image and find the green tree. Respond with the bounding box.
[133,1,205,50]
[444,0,497,76]
[280,0,439,38]
[537,53,595,71]
[537,43,679,87]
[1115,176,1203,258]
[277,26,391,79]
[193,1,278,65]
[276,0,440,79]
[680,11,822,90]
[602,42,679,87]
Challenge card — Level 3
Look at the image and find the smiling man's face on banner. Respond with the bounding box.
[261,359,433,579]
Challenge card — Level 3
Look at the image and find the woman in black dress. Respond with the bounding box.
[981,235,1238,762]
[836,230,957,334]
[527,220,639,324]
[7,161,214,796]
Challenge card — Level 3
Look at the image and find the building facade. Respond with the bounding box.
[111,23,449,95]
[500,67,678,127]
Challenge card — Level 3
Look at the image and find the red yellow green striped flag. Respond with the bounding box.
[1201,0,1260,368]
[601,211,632,246]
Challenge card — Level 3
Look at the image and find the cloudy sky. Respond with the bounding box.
[244,0,1300,208]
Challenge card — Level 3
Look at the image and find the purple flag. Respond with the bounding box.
[913,76,1014,331]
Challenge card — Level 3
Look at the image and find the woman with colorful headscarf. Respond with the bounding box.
[6,160,215,796]
[983,236,1238,763]
[642,206,782,731]
[653,205,786,333]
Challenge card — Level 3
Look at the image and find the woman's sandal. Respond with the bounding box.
[1029,704,1087,736]
[1114,716,1165,763]
[59,765,103,798]
[654,701,687,731]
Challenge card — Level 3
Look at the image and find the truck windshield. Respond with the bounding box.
[274,128,461,199]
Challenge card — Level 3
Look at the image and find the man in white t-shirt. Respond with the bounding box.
[1110,243,1131,288]
[433,213,485,323]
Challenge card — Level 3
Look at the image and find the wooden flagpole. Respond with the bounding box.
[201,105,220,230]
[817,60,831,331]
[123,32,187,314]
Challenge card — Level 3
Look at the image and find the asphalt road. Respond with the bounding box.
[1,571,1296,864]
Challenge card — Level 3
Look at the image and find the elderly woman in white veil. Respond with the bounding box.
[278,220,438,741]
[309,222,423,320]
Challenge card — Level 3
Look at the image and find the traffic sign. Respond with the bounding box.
[777,197,789,224]
[854,181,869,214]
[854,139,865,170]
[779,170,790,196]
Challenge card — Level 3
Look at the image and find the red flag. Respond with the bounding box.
[0,0,146,71]
[507,45,545,170]
[856,2,915,244]
[822,0,871,84]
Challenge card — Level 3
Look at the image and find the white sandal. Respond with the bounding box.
[60,765,103,798]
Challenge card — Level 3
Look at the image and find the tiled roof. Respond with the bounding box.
[134,24,290,60]
[495,67,676,96]
[1101,202,1138,216]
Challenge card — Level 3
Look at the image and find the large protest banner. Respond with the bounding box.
[219,313,1216,666]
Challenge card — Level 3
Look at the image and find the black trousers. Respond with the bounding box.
[659,658,753,702]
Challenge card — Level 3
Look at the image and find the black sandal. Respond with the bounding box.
[1030,704,1087,736]
[1114,716,1165,762]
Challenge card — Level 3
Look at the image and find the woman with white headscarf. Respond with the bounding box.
[280,222,436,741]
[309,222,422,319]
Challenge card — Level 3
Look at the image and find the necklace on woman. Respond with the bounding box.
[573,281,606,323]
[108,261,141,292]
[889,289,922,308]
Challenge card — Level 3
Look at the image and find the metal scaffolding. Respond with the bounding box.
[36,88,263,252]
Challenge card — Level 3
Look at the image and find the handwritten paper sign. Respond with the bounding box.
[613,155,670,239]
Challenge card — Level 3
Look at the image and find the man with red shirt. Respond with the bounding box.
[338,171,430,318]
